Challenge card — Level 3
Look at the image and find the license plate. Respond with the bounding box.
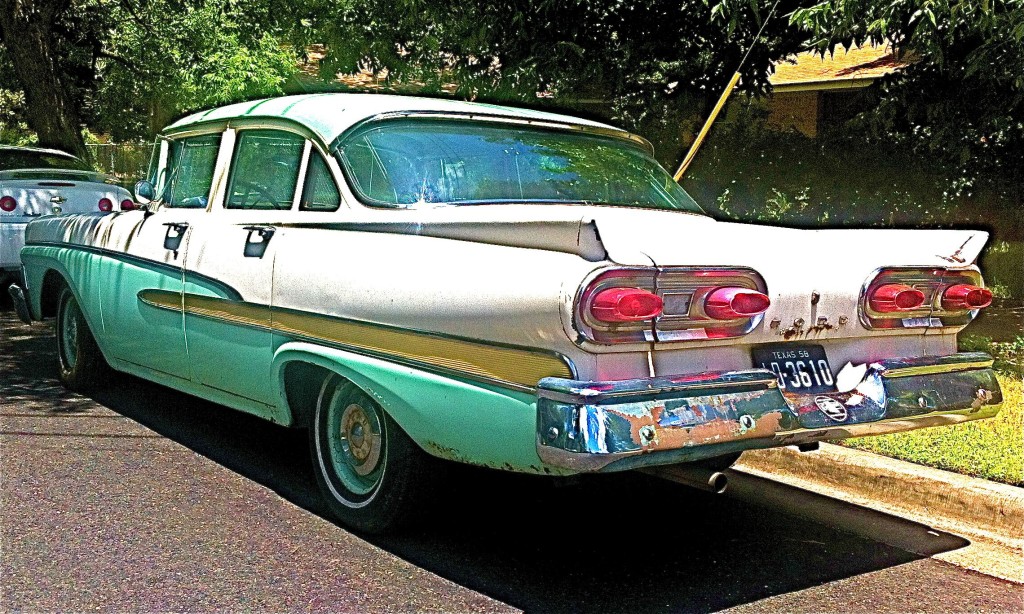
[752,344,836,393]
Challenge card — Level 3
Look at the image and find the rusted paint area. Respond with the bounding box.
[625,395,786,451]
[538,383,795,457]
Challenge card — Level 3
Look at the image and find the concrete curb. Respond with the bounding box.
[734,443,1024,545]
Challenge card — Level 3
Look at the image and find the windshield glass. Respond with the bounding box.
[336,119,704,213]
[0,149,92,172]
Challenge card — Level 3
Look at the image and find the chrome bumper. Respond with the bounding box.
[536,352,1003,472]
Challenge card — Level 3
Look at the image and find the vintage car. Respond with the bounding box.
[11,94,1003,532]
[1,145,133,290]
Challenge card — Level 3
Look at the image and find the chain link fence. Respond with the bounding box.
[86,142,151,188]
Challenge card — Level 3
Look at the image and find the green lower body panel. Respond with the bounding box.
[273,342,569,475]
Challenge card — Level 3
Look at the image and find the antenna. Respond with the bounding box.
[673,0,783,182]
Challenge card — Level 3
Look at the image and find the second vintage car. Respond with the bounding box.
[12,93,1003,532]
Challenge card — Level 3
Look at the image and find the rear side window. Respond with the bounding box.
[162,134,221,208]
[299,152,341,212]
[225,130,304,210]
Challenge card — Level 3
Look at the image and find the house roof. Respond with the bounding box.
[769,43,910,92]
[165,93,627,148]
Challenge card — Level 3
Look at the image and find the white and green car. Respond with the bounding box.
[11,94,1003,532]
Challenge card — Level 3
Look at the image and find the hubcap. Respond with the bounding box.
[325,387,386,497]
[340,402,382,476]
[60,299,79,369]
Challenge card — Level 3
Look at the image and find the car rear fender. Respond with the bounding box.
[272,341,568,474]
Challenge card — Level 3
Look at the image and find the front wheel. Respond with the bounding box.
[310,376,432,533]
[55,286,109,391]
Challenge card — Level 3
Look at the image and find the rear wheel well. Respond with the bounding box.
[40,270,68,318]
[282,361,335,429]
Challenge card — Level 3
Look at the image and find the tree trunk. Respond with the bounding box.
[0,0,89,161]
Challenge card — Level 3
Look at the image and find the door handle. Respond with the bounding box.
[242,225,275,258]
[162,222,188,252]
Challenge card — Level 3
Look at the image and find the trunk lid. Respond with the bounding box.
[587,208,988,342]
[0,170,128,218]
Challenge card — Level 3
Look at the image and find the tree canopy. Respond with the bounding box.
[789,0,1024,199]
[0,0,1020,201]
[0,0,300,156]
[0,0,811,158]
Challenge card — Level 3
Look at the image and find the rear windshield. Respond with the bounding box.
[336,119,704,213]
[0,150,92,172]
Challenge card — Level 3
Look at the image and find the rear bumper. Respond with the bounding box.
[536,352,1003,472]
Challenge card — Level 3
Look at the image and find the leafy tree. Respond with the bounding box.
[0,0,103,158]
[96,1,299,140]
[299,1,809,160]
[0,0,298,155]
[789,0,1024,202]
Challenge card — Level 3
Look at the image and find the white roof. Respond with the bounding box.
[166,93,632,146]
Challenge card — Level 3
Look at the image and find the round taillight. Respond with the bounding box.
[942,284,993,310]
[98,198,113,212]
[120,199,135,211]
[0,195,16,212]
[590,287,664,322]
[704,287,771,320]
[869,284,926,312]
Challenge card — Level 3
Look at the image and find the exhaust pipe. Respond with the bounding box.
[643,464,729,494]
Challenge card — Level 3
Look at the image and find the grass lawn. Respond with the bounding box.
[844,373,1023,486]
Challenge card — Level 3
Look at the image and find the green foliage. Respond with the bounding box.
[94,1,298,140]
[0,1,300,143]
[788,1,1024,201]
[845,373,1023,485]
[298,1,809,139]
[960,334,1024,374]
[0,88,34,146]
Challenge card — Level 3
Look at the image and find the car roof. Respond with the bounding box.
[165,93,643,149]
[0,144,79,159]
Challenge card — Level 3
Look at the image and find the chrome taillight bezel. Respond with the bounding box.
[577,267,659,344]
[859,266,987,329]
[575,266,769,344]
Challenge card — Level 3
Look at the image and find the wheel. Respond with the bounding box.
[310,376,431,533]
[55,286,109,391]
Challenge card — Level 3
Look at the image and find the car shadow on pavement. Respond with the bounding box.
[0,312,971,613]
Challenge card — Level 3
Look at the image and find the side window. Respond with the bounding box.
[341,137,399,203]
[225,130,304,210]
[299,152,341,212]
[162,134,220,208]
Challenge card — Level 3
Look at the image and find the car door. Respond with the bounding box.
[100,132,226,382]
[182,128,307,405]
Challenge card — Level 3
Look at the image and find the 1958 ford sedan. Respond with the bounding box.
[11,94,1003,532]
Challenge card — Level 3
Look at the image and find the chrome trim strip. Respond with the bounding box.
[138,289,577,392]
[331,111,654,154]
[24,240,244,301]
[538,369,779,404]
[879,352,994,378]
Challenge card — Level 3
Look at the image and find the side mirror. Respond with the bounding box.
[134,180,156,204]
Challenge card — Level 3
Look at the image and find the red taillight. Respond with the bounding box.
[704,287,771,320]
[0,195,16,212]
[120,199,135,211]
[590,287,664,322]
[869,283,926,312]
[98,198,113,212]
[942,284,993,310]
